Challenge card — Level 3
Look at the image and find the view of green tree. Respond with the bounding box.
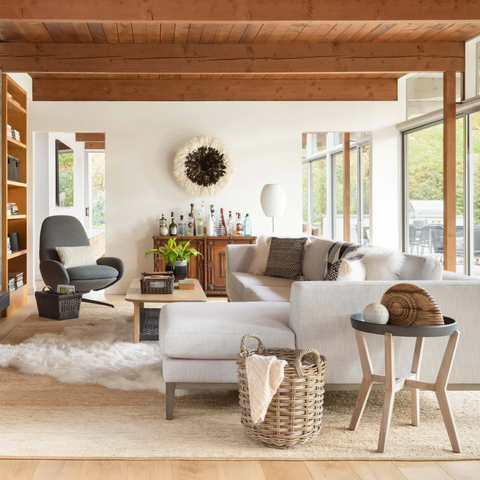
[302,163,308,223]
[58,151,74,207]
[473,112,480,226]
[91,152,106,229]
[407,119,465,219]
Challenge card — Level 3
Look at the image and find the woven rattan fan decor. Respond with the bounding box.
[380,283,444,326]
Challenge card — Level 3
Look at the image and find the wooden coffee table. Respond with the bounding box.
[125,278,207,343]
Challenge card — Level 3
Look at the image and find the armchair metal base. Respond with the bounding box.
[82,298,115,308]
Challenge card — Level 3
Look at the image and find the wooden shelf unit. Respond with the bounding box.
[2,74,28,315]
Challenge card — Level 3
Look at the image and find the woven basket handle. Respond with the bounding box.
[239,333,266,355]
[293,348,322,377]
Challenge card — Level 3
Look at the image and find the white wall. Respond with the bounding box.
[33,132,86,279]
[30,100,405,293]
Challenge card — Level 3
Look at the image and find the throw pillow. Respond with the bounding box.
[323,241,359,279]
[56,246,97,269]
[247,235,271,275]
[264,237,308,280]
[346,246,404,280]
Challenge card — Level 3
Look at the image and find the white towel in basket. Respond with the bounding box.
[246,354,288,424]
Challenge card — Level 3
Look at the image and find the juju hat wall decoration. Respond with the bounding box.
[173,136,234,197]
[380,283,444,326]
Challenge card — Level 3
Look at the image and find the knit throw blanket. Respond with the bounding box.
[323,241,359,279]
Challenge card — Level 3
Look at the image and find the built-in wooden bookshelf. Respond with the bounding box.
[2,75,28,315]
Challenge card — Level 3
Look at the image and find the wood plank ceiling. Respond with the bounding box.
[0,17,478,100]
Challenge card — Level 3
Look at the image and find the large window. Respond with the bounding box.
[402,112,480,276]
[302,132,371,244]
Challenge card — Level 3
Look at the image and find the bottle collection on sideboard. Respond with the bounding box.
[159,201,253,238]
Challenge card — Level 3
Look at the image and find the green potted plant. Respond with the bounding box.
[145,238,203,281]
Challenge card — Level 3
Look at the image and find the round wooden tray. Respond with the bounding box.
[350,314,457,338]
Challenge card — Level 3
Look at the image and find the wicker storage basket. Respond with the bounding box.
[35,287,82,320]
[140,272,174,294]
[237,333,327,449]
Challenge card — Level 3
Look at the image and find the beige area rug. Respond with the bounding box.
[1,301,480,460]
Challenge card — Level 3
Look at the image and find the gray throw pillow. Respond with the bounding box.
[264,237,308,280]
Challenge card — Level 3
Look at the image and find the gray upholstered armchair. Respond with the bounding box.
[39,215,124,307]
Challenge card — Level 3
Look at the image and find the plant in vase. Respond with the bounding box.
[145,237,203,281]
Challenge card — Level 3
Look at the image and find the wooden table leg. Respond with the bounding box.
[350,330,374,431]
[133,302,144,344]
[410,337,425,427]
[378,332,395,453]
[435,330,461,453]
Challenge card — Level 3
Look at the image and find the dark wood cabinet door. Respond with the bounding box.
[205,237,256,295]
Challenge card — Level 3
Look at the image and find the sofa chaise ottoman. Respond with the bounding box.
[160,301,295,419]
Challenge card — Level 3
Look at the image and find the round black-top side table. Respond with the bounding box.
[349,314,461,454]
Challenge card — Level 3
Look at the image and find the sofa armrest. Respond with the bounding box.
[97,256,124,281]
[289,280,480,385]
[226,244,256,276]
[39,260,70,289]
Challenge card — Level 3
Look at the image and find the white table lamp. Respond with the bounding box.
[260,184,286,232]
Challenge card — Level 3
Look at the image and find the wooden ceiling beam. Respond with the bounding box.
[1,1,478,23]
[75,132,105,142]
[32,78,398,101]
[0,43,465,74]
[85,141,105,149]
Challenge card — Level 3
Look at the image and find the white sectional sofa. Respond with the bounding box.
[160,236,480,418]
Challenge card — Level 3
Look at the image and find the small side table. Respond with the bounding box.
[349,314,461,453]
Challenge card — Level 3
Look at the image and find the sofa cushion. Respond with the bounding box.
[302,237,336,281]
[160,302,294,360]
[243,286,291,302]
[399,254,442,280]
[228,272,296,300]
[67,265,118,281]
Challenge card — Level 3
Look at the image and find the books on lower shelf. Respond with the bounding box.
[8,271,24,291]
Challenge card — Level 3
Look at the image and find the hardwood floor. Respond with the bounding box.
[0,460,478,480]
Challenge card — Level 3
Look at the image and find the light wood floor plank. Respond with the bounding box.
[394,462,454,480]
[32,460,83,480]
[126,460,173,480]
[172,460,220,480]
[306,461,362,480]
[74,460,129,480]
[437,461,480,480]
[217,461,267,480]
[0,460,40,480]
[261,461,313,480]
[349,461,407,480]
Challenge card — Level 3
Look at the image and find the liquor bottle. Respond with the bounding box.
[235,213,243,236]
[219,208,227,236]
[196,211,204,236]
[201,201,207,235]
[169,212,177,236]
[227,211,235,236]
[186,213,194,236]
[159,214,169,236]
[244,213,252,236]
[210,205,216,230]
[206,208,215,236]
[178,215,186,236]
[190,203,196,235]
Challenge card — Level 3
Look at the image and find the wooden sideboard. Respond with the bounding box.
[152,236,256,296]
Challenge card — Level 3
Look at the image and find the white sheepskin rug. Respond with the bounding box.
[0,316,163,391]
